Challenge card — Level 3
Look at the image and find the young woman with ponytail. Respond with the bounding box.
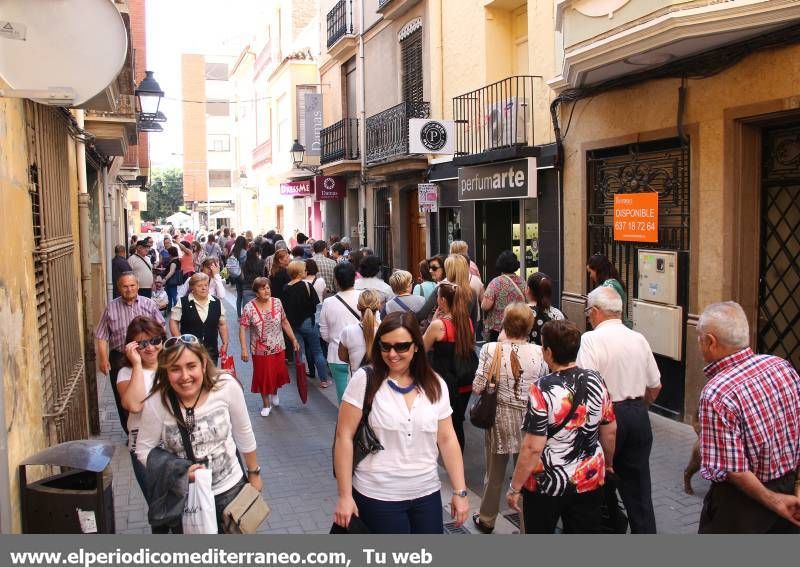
[338,290,382,373]
[423,282,477,451]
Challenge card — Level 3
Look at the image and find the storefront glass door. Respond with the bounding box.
[477,199,538,282]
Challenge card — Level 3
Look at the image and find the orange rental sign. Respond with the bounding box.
[613,192,658,242]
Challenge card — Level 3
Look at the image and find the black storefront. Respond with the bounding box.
[427,144,562,303]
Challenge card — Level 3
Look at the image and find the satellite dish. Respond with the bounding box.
[0,0,128,106]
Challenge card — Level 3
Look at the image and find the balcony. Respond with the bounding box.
[452,76,538,163]
[365,101,430,165]
[551,0,800,90]
[327,0,353,48]
[252,139,273,170]
[321,118,360,166]
[377,0,421,21]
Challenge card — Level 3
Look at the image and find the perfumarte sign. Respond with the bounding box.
[457,158,537,201]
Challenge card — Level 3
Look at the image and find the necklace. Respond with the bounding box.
[387,379,417,394]
[180,388,204,430]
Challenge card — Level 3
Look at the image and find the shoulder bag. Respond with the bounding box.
[469,343,503,429]
[335,293,361,322]
[332,366,384,478]
[547,374,588,438]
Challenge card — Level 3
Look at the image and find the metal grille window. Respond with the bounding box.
[296,85,317,147]
[759,125,800,369]
[401,28,423,103]
[587,138,690,321]
[374,189,392,271]
[25,102,88,444]
[209,169,232,187]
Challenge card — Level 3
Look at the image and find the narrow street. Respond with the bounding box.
[96,286,709,535]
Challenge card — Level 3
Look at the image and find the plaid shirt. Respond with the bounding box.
[95,296,166,351]
[699,347,800,483]
[313,254,338,297]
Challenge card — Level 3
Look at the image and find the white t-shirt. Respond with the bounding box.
[135,375,256,495]
[342,369,452,501]
[338,321,381,373]
[576,319,661,402]
[319,289,362,363]
[116,366,157,453]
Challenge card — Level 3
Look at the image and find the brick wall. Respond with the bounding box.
[128,0,149,173]
[182,54,208,203]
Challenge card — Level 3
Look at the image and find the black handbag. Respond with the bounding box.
[469,343,503,429]
[332,366,384,477]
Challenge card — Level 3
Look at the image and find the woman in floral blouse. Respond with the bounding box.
[471,303,549,534]
[507,320,617,533]
[481,250,526,341]
[239,277,300,417]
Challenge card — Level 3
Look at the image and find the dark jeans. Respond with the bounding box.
[353,489,443,534]
[166,284,179,310]
[293,318,329,382]
[233,276,245,317]
[152,475,247,534]
[612,399,656,533]
[699,471,799,533]
[109,350,129,435]
[130,451,149,503]
[523,487,604,533]
[451,390,471,452]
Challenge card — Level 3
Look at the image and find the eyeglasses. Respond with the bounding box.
[584,306,594,315]
[164,334,200,349]
[136,336,164,350]
[378,341,414,353]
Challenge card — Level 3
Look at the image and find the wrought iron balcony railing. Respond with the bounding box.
[366,101,430,164]
[377,0,393,10]
[321,118,359,165]
[327,0,353,49]
[452,75,538,157]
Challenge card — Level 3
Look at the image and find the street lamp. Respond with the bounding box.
[290,139,320,174]
[135,71,164,120]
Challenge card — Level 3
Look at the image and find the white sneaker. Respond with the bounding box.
[270,394,280,407]
[260,406,271,417]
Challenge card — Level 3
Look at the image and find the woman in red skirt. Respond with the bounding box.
[239,277,300,416]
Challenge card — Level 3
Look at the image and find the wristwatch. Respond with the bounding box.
[507,483,521,496]
[453,489,468,498]
[246,466,261,475]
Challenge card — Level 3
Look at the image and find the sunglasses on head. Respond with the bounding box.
[136,336,164,350]
[164,334,200,349]
[378,341,414,353]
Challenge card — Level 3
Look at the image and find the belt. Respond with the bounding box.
[613,397,644,405]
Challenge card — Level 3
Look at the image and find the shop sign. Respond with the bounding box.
[613,192,658,242]
[314,175,345,201]
[304,93,323,156]
[418,183,438,213]
[458,158,537,201]
[409,119,455,155]
[280,179,314,197]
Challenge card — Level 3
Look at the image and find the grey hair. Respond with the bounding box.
[698,301,750,349]
[587,286,623,316]
[274,240,288,251]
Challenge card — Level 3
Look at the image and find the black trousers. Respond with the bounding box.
[523,487,604,534]
[109,350,129,435]
[611,399,656,533]
[699,471,799,534]
[138,288,152,298]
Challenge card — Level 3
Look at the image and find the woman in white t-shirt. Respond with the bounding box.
[332,311,469,534]
[116,315,165,504]
[136,336,261,534]
[338,290,381,373]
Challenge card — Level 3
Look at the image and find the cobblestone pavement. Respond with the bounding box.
[95,289,709,534]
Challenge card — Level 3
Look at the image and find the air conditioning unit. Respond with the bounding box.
[485,97,530,149]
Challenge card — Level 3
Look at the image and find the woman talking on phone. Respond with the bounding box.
[332,312,469,533]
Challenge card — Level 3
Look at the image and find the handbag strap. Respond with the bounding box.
[393,296,412,312]
[548,374,588,438]
[336,294,361,322]
[501,274,525,301]
[167,390,197,463]
[361,365,377,418]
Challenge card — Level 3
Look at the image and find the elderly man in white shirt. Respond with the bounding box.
[576,286,661,534]
[176,256,227,300]
[320,262,362,402]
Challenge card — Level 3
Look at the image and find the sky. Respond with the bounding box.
[145,0,263,169]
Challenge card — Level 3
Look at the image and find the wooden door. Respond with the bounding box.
[407,191,426,275]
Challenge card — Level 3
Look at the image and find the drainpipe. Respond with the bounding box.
[102,167,114,302]
[358,0,367,249]
[430,0,444,119]
[0,347,12,533]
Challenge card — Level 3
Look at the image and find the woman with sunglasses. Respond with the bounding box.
[333,312,469,533]
[412,259,437,300]
[136,335,261,533]
[423,282,476,451]
[239,277,300,417]
[117,316,166,503]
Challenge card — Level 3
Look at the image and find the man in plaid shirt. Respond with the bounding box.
[697,301,800,533]
[312,240,338,299]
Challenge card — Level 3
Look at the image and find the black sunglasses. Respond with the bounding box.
[429,265,442,271]
[378,341,414,353]
[164,334,200,349]
[136,336,164,349]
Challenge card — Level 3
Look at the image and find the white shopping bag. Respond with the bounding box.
[182,468,217,534]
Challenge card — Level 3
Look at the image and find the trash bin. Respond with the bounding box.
[19,440,116,534]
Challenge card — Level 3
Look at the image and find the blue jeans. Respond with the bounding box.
[353,489,443,534]
[166,284,179,310]
[294,318,329,382]
[234,276,245,316]
[130,451,150,504]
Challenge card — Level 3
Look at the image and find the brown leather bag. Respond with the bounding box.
[221,483,271,534]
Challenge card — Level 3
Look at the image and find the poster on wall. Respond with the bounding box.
[613,192,658,242]
[418,183,439,213]
[314,175,345,201]
[304,93,323,156]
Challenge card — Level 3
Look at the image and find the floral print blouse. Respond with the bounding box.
[484,274,527,332]
[521,366,615,496]
[239,298,286,356]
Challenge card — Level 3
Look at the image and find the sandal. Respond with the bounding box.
[319,381,330,389]
[472,513,494,534]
